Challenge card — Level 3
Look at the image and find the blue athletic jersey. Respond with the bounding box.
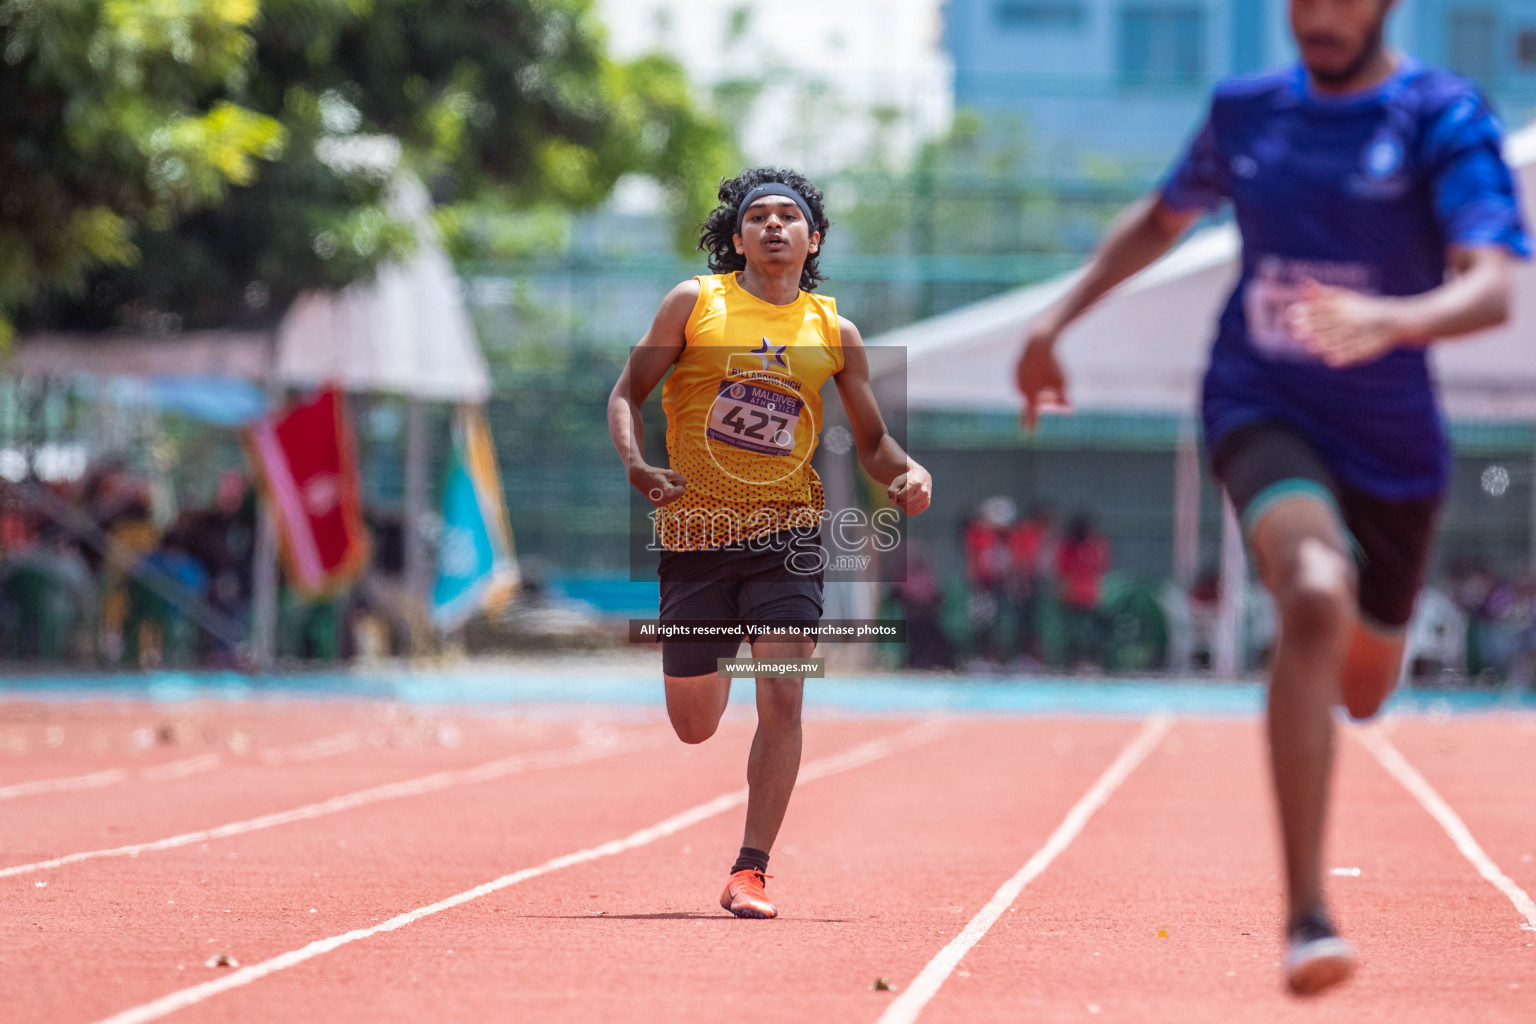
[1161,59,1530,500]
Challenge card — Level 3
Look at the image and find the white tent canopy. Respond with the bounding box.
[12,178,490,405]
[275,175,490,403]
[873,122,1536,422]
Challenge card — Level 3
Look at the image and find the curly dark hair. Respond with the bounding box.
[698,167,831,292]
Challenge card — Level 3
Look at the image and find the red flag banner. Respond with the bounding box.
[244,386,370,596]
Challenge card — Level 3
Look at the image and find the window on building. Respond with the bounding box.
[1447,8,1498,81]
[995,2,1087,30]
[1517,30,1536,71]
[1120,7,1205,87]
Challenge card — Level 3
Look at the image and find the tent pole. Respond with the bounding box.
[1213,497,1246,678]
[403,397,429,649]
[250,358,283,671]
[250,527,277,669]
[1173,414,1201,589]
[1529,441,1536,572]
[819,404,874,668]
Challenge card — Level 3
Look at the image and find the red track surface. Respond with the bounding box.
[1,701,1531,1023]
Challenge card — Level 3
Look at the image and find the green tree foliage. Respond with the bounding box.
[12,0,732,335]
[0,0,287,343]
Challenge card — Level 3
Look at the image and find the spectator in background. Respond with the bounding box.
[1058,513,1109,668]
[1450,560,1496,620]
[888,545,954,671]
[1007,502,1056,665]
[964,496,1016,666]
[128,516,209,667]
[1438,560,1536,687]
[98,474,158,663]
[1477,571,1536,689]
[1187,565,1222,671]
[0,480,37,554]
[185,470,257,665]
[0,524,95,660]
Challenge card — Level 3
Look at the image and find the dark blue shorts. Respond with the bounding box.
[1212,421,1440,629]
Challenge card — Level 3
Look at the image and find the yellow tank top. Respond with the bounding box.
[659,273,844,551]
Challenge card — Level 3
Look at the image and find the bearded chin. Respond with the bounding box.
[1309,20,1386,85]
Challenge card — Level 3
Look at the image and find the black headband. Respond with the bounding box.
[735,183,815,235]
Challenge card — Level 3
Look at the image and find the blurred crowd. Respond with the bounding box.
[0,465,418,667]
[1445,561,1536,687]
[886,498,1536,687]
[0,467,257,666]
[9,468,1532,685]
[889,497,1115,672]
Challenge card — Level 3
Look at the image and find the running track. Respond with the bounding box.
[1,686,1533,1023]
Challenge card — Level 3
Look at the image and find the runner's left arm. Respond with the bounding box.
[1288,245,1514,368]
[831,316,932,516]
[1290,92,1526,368]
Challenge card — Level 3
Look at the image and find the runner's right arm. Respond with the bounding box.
[608,280,700,507]
[1016,195,1198,429]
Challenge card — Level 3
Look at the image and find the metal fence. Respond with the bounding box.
[3,157,1536,670]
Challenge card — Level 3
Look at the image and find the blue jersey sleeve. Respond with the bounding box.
[1423,93,1531,258]
[1160,111,1228,213]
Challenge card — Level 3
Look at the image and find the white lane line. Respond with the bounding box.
[0,768,130,801]
[876,714,1174,1024]
[4,731,360,799]
[141,754,224,782]
[259,732,363,765]
[1356,725,1536,929]
[89,720,947,1024]
[0,732,667,881]
[277,732,362,763]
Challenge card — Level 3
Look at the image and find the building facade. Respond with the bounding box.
[945,0,1536,176]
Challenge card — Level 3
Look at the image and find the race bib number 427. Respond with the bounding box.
[707,380,804,456]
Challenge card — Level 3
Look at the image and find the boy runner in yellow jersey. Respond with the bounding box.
[609,168,933,918]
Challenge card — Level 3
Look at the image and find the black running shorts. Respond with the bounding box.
[657,530,825,677]
[1211,422,1440,629]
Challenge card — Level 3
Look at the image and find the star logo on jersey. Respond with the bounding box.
[751,336,788,371]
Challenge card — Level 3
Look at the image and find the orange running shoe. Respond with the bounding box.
[719,869,776,919]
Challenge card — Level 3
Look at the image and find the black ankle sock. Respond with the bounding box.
[730,846,769,876]
[1287,907,1335,941]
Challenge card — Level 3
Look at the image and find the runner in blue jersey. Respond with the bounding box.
[1016,0,1527,998]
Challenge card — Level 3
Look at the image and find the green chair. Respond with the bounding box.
[123,575,199,667]
[1099,572,1170,672]
[1034,585,1067,668]
[3,564,73,659]
[278,588,347,661]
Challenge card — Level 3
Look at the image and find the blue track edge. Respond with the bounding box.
[2,670,1533,717]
